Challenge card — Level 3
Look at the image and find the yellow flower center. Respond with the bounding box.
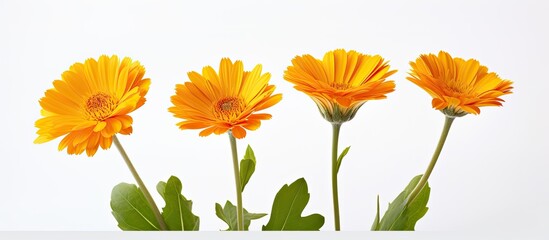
[85,92,116,121]
[214,97,244,121]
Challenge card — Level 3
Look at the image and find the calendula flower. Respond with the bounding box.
[170,58,281,230]
[284,49,396,230]
[407,51,513,117]
[169,58,282,139]
[35,55,168,229]
[34,55,150,156]
[284,49,397,123]
[404,51,513,210]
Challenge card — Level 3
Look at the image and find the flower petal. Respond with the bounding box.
[93,121,107,132]
[231,126,246,139]
[199,126,216,137]
[242,119,261,130]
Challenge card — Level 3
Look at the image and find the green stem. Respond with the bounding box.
[112,135,168,230]
[331,123,342,231]
[228,132,244,231]
[407,116,455,203]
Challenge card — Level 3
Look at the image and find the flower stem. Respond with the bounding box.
[228,132,244,231]
[112,135,168,231]
[331,123,342,231]
[407,116,455,203]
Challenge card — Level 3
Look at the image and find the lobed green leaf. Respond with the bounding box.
[157,176,200,230]
[262,178,325,231]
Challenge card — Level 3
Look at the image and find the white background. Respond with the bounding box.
[1,0,548,232]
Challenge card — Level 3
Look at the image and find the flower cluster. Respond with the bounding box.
[34,50,513,232]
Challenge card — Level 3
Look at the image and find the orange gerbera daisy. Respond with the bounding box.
[34,55,150,156]
[169,58,282,139]
[407,51,513,117]
[284,49,397,123]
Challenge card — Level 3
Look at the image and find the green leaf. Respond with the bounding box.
[215,200,267,230]
[371,195,380,230]
[111,183,161,230]
[372,174,430,231]
[336,146,351,172]
[157,176,200,230]
[262,178,325,231]
[240,145,256,192]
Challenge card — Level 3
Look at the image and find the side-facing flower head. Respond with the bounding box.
[169,58,282,139]
[407,51,513,117]
[34,55,150,156]
[284,49,397,124]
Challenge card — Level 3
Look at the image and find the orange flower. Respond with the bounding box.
[34,55,150,156]
[407,51,513,116]
[284,49,396,123]
[169,58,282,139]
